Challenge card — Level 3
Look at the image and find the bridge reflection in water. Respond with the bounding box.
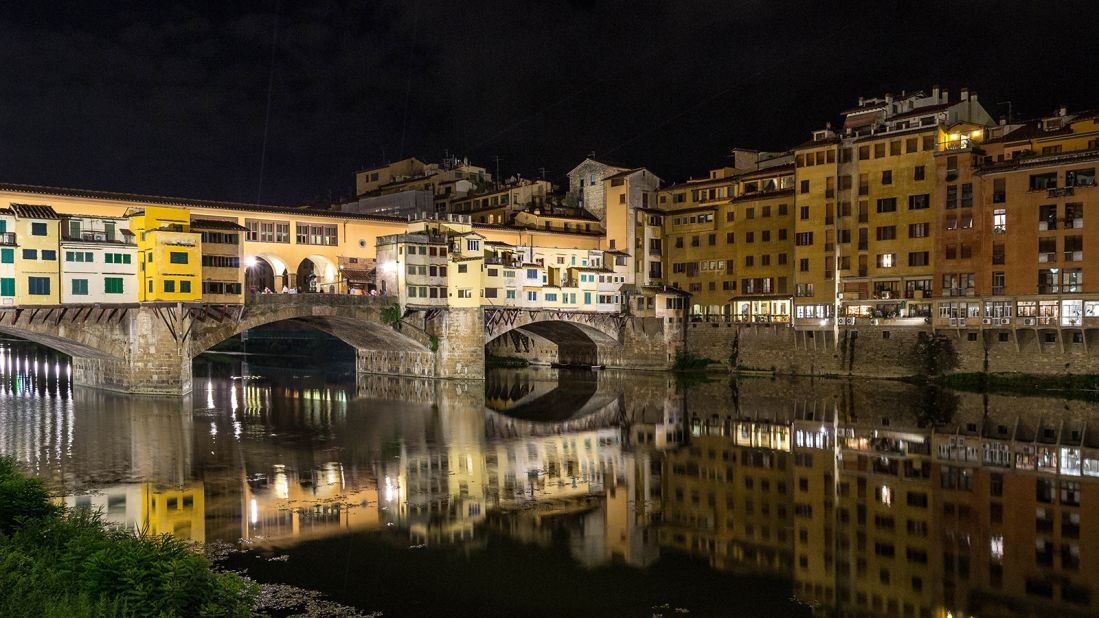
[5,348,1099,616]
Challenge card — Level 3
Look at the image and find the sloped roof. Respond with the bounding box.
[11,203,60,219]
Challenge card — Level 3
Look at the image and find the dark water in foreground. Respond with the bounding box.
[4,342,1099,616]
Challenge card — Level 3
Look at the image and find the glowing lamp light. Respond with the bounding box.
[380,261,398,274]
[244,256,257,268]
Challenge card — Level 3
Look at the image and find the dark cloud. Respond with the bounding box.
[0,0,1096,205]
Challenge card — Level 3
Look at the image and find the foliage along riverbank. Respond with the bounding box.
[0,457,254,617]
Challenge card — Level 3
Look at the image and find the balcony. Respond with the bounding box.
[1048,187,1075,198]
[1065,251,1084,262]
[1065,217,1084,229]
[0,232,14,246]
[1038,252,1057,263]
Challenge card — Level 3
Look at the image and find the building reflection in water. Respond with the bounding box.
[4,347,1099,616]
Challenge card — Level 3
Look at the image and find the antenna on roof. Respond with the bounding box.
[997,101,1014,124]
[538,167,547,180]
[493,155,502,189]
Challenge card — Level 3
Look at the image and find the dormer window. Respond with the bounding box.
[1043,118,1063,132]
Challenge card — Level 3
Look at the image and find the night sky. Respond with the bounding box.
[2,1,1097,206]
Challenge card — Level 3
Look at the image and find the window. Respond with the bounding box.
[799,258,809,272]
[874,143,885,158]
[0,278,12,296]
[1040,204,1057,230]
[169,252,189,264]
[457,264,468,274]
[876,198,897,213]
[908,194,929,210]
[993,208,1006,233]
[28,277,50,295]
[295,223,338,246]
[992,272,1005,296]
[1030,173,1057,190]
[22,248,37,260]
[799,206,809,220]
[908,252,929,267]
[41,250,56,261]
[876,226,896,241]
[795,232,813,246]
[881,170,892,185]
[876,253,896,268]
[0,249,11,264]
[914,165,925,181]
[104,278,124,294]
[908,222,928,238]
[31,222,47,236]
[71,279,89,295]
[164,280,176,293]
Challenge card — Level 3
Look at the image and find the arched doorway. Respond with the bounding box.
[296,256,339,293]
[246,254,290,294]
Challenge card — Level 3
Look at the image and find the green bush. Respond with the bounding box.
[0,457,255,617]
[673,350,717,371]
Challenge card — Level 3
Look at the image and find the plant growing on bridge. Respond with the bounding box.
[381,303,403,330]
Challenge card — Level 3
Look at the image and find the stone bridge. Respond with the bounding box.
[0,295,483,395]
[482,306,681,369]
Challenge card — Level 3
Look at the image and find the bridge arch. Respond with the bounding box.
[484,308,627,367]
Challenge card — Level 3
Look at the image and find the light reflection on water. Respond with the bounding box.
[4,344,1099,616]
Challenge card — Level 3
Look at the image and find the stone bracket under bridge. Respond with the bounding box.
[0,295,485,395]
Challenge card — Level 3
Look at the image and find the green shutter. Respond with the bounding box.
[105,278,123,294]
[65,251,74,262]
[123,254,131,264]
[0,278,13,296]
[85,252,93,262]
[0,249,11,264]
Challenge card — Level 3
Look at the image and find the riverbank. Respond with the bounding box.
[0,457,254,617]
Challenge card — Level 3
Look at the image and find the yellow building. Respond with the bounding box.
[792,88,993,325]
[729,161,796,323]
[192,218,245,303]
[127,205,202,302]
[11,204,61,305]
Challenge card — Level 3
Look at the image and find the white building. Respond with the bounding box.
[60,215,138,304]
[0,209,15,306]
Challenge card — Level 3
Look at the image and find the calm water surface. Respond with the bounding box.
[4,341,1099,617]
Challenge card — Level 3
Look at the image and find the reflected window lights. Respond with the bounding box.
[990,534,1004,560]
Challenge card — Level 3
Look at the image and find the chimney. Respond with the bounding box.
[885,92,893,103]
[999,116,1007,126]
[1059,105,1068,117]
[858,96,865,106]
[960,87,969,101]
[931,84,941,100]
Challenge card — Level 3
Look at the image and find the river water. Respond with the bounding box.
[3,340,1099,617]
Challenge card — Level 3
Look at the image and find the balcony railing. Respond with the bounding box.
[1065,217,1084,229]
[1038,252,1057,263]
[1065,251,1084,262]
[0,232,14,246]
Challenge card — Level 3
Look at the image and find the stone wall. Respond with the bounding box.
[429,307,485,379]
[686,322,1099,378]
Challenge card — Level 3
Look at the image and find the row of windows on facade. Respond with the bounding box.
[796,135,937,168]
[404,285,618,305]
[244,221,337,245]
[15,277,126,296]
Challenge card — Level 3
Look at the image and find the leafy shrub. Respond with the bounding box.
[0,457,255,617]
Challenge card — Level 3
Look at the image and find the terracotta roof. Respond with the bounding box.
[340,268,375,282]
[10,203,60,219]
